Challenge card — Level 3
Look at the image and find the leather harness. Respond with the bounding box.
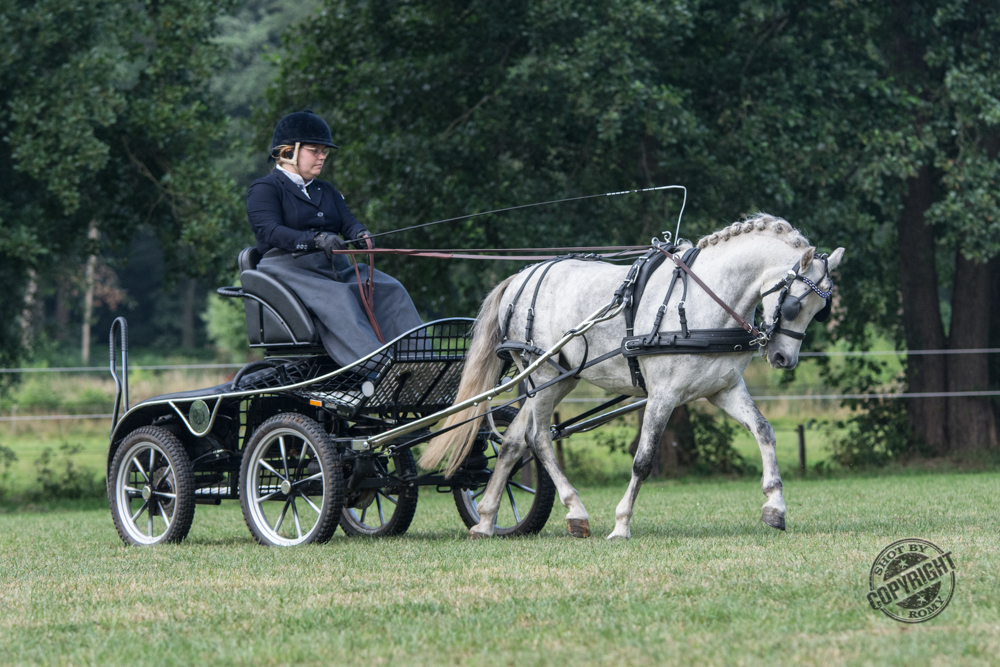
[496,243,833,394]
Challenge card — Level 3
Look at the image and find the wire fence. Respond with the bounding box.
[0,363,245,374]
[1,348,997,423]
[1,347,999,375]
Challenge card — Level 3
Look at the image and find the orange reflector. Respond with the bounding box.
[309,400,322,407]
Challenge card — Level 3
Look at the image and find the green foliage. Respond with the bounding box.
[1,0,249,372]
[688,410,754,476]
[265,1,1000,454]
[597,410,752,476]
[30,444,105,501]
[0,445,17,501]
[831,399,922,469]
[202,275,258,363]
[210,0,323,187]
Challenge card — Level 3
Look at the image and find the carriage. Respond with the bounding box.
[106,247,558,546]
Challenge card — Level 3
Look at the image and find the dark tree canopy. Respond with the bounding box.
[267,0,999,452]
[0,0,247,373]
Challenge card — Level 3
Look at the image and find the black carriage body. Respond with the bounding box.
[106,319,488,502]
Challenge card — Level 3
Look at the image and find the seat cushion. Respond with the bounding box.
[240,270,317,344]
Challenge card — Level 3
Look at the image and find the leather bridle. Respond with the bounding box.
[757,254,834,345]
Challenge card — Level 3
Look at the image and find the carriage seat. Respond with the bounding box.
[234,247,319,348]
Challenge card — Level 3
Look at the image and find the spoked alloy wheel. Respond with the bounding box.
[110,426,195,546]
[453,407,556,536]
[240,414,344,546]
[340,449,418,536]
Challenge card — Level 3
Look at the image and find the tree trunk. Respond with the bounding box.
[896,166,948,453]
[991,255,1000,431]
[55,280,71,341]
[181,277,197,349]
[81,221,99,365]
[946,252,998,452]
[20,269,37,351]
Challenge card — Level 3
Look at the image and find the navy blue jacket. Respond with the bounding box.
[246,169,367,254]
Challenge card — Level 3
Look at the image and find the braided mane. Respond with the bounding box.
[696,213,811,250]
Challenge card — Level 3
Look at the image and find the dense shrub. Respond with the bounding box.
[30,444,106,501]
[830,399,921,468]
[0,444,16,500]
[688,410,754,476]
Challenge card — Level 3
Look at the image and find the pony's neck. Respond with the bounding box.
[694,236,802,319]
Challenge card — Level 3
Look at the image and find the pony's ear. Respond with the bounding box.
[800,246,816,270]
[827,247,845,271]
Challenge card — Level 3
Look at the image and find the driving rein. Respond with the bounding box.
[499,240,834,392]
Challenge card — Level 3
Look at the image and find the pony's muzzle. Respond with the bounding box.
[768,350,798,370]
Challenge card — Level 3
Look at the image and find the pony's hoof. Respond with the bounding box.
[761,507,785,531]
[606,532,629,541]
[469,529,492,540]
[567,518,591,538]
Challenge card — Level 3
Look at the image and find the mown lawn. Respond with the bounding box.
[1,472,998,666]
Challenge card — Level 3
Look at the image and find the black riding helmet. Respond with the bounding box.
[269,110,338,160]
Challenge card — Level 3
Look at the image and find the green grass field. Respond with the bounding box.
[1,472,997,666]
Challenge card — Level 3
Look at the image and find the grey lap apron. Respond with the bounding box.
[257,250,423,366]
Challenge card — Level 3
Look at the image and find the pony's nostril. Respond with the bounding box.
[773,352,787,367]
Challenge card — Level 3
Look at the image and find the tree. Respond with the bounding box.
[268,0,999,455]
[0,0,247,373]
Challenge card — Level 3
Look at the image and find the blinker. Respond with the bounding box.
[815,298,832,322]
[779,294,831,323]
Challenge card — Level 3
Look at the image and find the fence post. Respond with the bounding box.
[797,423,806,475]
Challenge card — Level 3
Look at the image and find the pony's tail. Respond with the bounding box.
[418,275,517,477]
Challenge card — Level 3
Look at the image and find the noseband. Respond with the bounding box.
[758,254,834,344]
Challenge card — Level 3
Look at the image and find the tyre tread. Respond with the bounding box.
[109,425,196,546]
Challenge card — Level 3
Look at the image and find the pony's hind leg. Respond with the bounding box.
[526,391,591,538]
[608,393,676,540]
[468,408,531,538]
[708,380,786,530]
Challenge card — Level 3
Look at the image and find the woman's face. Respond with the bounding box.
[295,144,328,179]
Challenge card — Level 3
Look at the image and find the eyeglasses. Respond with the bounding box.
[301,146,331,158]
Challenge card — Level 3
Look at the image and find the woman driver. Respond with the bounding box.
[246,110,422,365]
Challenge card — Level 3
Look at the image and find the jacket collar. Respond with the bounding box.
[274,168,319,206]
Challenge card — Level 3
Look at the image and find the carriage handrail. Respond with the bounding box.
[109,316,129,432]
[365,294,629,449]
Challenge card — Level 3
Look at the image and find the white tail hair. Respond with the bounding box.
[418,275,517,476]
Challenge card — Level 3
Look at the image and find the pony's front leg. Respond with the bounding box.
[608,394,676,540]
[708,380,786,530]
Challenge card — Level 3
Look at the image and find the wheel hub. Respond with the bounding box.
[280,479,292,495]
[141,485,152,500]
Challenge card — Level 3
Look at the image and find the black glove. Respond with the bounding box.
[314,232,346,257]
[352,229,375,249]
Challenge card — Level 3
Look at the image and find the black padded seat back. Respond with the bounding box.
[240,269,318,346]
[238,247,261,272]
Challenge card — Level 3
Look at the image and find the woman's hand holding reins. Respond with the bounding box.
[314,232,346,257]
[352,230,375,249]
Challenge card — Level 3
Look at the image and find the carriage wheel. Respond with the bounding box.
[239,414,344,546]
[453,407,556,536]
[109,426,196,546]
[339,449,419,537]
